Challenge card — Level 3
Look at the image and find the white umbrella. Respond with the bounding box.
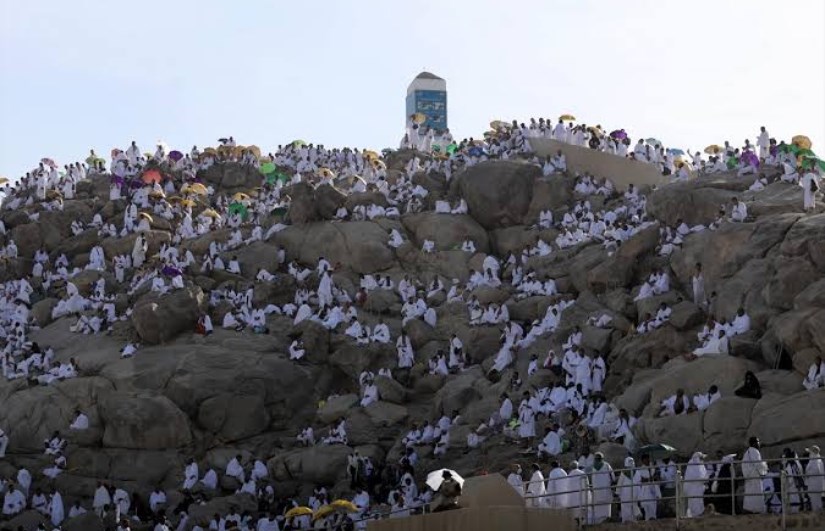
[426,469,465,492]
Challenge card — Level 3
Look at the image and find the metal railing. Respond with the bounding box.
[518,457,824,530]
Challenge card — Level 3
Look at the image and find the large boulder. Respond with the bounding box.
[268,445,351,484]
[132,285,206,344]
[99,393,193,449]
[101,230,171,259]
[402,212,490,253]
[9,222,42,259]
[273,221,395,274]
[451,161,538,229]
[748,389,825,448]
[702,397,757,455]
[647,177,744,226]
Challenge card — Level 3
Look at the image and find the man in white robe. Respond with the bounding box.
[590,452,615,523]
[741,437,768,513]
[684,452,708,517]
[507,465,524,496]
[616,457,641,523]
[545,461,568,509]
[526,464,546,508]
[805,445,823,511]
[634,455,660,520]
[537,425,562,457]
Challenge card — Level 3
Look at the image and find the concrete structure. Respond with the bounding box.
[406,72,447,132]
[530,137,696,191]
[367,475,575,531]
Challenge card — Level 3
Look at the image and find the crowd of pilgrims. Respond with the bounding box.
[0,119,823,530]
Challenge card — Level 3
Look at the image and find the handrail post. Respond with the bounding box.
[675,470,682,529]
[731,468,736,516]
[780,470,787,531]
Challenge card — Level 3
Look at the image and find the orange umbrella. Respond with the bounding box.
[142,169,162,184]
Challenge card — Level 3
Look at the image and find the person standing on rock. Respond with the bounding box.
[590,452,615,523]
[692,263,705,307]
[0,428,8,458]
[801,169,820,212]
[507,464,524,495]
[742,436,769,513]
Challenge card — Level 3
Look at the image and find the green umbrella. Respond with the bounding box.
[292,140,306,148]
[271,206,288,217]
[260,162,276,174]
[801,156,825,171]
[266,171,290,185]
[637,443,677,459]
[446,143,458,154]
[726,156,739,170]
[796,148,816,158]
[228,202,249,219]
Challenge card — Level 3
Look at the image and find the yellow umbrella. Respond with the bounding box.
[143,152,153,159]
[167,195,182,203]
[180,199,196,208]
[203,147,218,155]
[559,114,576,121]
[317,167,335,179]
[587,126,604,137]
[139,212,153,223]
[490,120,510,131]
[410,112,427,124]
[189,183,208,196]
[246,145,261,159]
[371,159,386,170]
[46,190,63,200]
[704,144,723,155]
[232,192,250,202]
[363,150,379,160]
[330,500,359,513]
[201,208,221,219]
[792,135,812,150]
[149,189,165,199]
[0,177,8,185]
[285,506,314,518]
[312,505,335,521]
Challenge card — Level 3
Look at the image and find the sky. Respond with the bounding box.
[1,0,824,180]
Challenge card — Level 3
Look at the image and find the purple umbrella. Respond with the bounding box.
[110,176,124,186]
[129,179,143,189]
[169,150,184,162]
[610,129,627,140]
[742,151,760,168]
[161,265,182,277]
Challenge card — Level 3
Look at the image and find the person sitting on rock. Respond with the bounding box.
[297,426,315,446]
[658,389,690,416]
[729,307,751,336]
[803,356,825,390]
[693,385,721,411]
[729,197,748,222]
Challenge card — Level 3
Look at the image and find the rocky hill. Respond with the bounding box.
[0,151,823,530]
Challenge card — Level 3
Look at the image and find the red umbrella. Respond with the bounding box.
[141,169,162,184]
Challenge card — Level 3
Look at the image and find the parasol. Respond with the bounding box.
[228,202,249,218]
[232,192,250,202]
[559,114,576,121]
[645,138,662,147]
[610,129,627,140]
[168,150,184,162]
[704,144,723,155]
[312,505,335,521]
[285,506,313,518]
[330,500,359,513]
[139,212,153,223]
[260,162,276,175]
[201,208,221,219]
[637,443,677,459]
[792,135,812,151]
[490,120,510,131]
[141,169,162,185]
[0,177,9,185]
[411,112,427,124]
[426,469,465,492]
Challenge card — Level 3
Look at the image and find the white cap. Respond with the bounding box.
[624,457,635,468]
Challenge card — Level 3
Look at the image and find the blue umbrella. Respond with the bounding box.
[667,148,686,156]
[468,146,485,157]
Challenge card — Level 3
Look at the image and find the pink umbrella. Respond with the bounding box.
[41,158,57,168]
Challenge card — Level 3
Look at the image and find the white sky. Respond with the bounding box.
[1,0,823,178]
